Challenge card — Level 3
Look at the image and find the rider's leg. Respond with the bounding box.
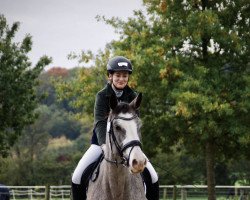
[143,161,159,200]
[71,144,102,200]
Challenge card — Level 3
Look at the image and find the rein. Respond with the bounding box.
[105,114,142,167]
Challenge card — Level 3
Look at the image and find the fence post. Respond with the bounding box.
[29,188,33,200]
[173,185,177,200]
[45,185,50,200]
[12,189,16,200]
[181,188,187,200]
[163,187,167,200]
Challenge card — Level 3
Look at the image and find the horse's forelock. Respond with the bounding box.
[112,102,135,116]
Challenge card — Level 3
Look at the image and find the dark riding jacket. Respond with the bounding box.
[92,83,137,145]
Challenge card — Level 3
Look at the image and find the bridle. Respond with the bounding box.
[105,114,142,167]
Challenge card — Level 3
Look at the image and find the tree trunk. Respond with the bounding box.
[205,140,216,200]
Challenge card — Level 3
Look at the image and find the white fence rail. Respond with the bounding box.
[0,185,250,200]
[160,185,250,200]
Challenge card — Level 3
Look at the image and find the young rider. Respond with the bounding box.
[71,56,159,200]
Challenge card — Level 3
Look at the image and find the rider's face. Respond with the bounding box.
[110,71,129,89]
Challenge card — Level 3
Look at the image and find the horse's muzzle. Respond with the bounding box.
[130,158,147,173]
[128,147,147,173]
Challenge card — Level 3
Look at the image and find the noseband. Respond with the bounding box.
[105,114,142,167]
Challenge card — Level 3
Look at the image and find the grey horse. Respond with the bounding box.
[87,93,147,200]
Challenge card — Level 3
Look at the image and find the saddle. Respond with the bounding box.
[81,153,104,188]
[82,152,151,188]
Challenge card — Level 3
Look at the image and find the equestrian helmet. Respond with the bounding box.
[107,56,133,74]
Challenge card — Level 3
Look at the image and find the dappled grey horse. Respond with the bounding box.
[86,93,147,200]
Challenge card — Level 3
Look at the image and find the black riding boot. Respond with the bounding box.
[71,182,86,200]
[71,155,104,200]
[146,181,159,200]
[142,167,160,200]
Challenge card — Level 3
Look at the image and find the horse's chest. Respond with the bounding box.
[87,166,146,200]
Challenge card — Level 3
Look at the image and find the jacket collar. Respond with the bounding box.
[105,83,133,98]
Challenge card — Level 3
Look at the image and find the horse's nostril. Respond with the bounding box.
[144,159,147,165]
[132,159,138,166]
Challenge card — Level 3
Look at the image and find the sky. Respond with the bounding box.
[1,0,145,69]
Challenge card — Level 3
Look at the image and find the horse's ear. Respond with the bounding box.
[130,93,142,110]
[109,93,118,110]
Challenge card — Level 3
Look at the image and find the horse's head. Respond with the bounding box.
[106,93,147,174]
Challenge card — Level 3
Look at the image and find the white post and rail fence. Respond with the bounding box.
[0,185,249,200]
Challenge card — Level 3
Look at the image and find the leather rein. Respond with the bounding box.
[104,114,142,167]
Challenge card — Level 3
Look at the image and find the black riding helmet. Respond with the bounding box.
[107,56,133,74]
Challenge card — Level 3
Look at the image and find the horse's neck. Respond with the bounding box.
[103,144,127,177]
[102,145,130,199]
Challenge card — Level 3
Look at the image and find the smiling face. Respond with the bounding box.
[109,71,129,89]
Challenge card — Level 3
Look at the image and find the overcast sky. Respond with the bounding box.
[1,0,144,69]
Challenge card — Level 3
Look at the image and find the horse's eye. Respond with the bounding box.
[115,125,121,131]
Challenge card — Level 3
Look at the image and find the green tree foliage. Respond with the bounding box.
[37,68,89,139]
[98,1,249,199]
[152,143,206,185]
[37,72,57,106]
[0,15,51,156]
[56,50,110,118]
[47,106,83,139]
[0,135,76,185]
[0,101,89,185]
[0,106,50,184]
[37,67,80,112]
[227,156,250,185]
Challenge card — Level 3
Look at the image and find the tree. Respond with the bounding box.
[37,67,82,112]
[0,105,86,185]
[99,1,249,199]
[56,50,109,117]
[0,15,51,156]
[152,143,206,185]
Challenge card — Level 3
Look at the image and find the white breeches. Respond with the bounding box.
[71,144,158,184]
[146,159,159,183]
[72,144,103,184]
